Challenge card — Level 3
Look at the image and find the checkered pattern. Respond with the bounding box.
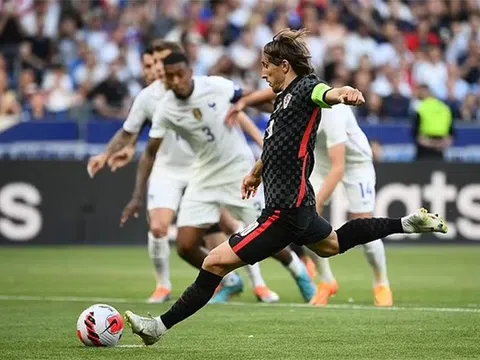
[261,74,323,208]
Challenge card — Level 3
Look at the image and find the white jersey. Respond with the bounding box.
[314,104,372,172]
[150,76,254,187]
[122,80,194,169]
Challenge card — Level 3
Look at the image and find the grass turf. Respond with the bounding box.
[0,246,478,359]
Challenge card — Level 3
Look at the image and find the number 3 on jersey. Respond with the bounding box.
[202,126,215,142]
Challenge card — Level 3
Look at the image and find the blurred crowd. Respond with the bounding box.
[0,0,480,124]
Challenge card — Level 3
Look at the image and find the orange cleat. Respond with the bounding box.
[147,286,171,304]
[254,286,280,303]
[301,256,317,280]
[374,285,393,307]
[309,280,339,306]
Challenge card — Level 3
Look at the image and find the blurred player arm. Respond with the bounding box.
[312,84,365,107]
[87,92,149,177]
[316,144,346,214]
[237,112,264,148]
[226,88,277,128]
[315,108,347,213]
[242,159,263,199]
[121,136,163,226]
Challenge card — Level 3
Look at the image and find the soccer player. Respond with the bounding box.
[124,29,447,346]
[307,104,393,307]
[233,101,395,306]
[119,50,316,303]
[87,42,192,303]
[87,42,281,304]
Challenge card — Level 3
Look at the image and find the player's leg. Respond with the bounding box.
[305,208,448,259]
[203,224,246,302]
[145,170,186,303]
[270,247,316,302]
[343,163,392,306]
[307,171,338,305]
[219,207,279,303]
[125,207,292,345]
[176,196,244,300]
[290,243,317,280]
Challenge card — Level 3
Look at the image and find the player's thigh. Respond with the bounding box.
[176,226,208,252]
[228,208,292,265]
[222,183,264,225]
[147,170,186,213]
[177,197,221,228]
[343,164,376,214]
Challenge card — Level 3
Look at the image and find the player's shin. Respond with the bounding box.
[336,217,403,253]
[160,269,223,329]
[363,240,389,287]
[148,232,172,289]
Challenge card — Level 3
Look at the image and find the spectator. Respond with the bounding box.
[73,50,108,97]
[25,90,48,121]
[458,39,480,85]
[0,70,21,116]
[460,93,479,122]
[42,62,77,114]
[412,85,454,160]
[412,45,448,97]
[404,19,441,53]
[88,60,131,120]
[381,73,412,120]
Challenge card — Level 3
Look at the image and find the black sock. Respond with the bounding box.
[160,269,222,329]
[336,218,403,253]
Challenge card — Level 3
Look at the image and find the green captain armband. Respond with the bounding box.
[311,83,333,108]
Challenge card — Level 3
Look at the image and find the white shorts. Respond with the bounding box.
[147,166,189,212]
[310,162,376,213]
[176,180,262,228]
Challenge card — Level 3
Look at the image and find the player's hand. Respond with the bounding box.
[225,99,246,129]
[242,173,262,199]
[338,87,365,106]
[120,197,142,227]
[108,145,136,172]
[87,153,107,178]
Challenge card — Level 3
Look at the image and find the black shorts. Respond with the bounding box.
[228,206,333,265]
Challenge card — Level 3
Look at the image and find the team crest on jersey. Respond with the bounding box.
[283,93,292,109]
[193,108,202,120]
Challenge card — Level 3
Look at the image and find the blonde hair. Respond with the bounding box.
[263,28,313,75]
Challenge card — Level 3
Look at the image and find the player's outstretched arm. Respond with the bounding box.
[242,159,263,199]
[87,129,138,178]
[226,88,277,128]
[237,112,264,148]
[312,84,365,108]
[120,137,163,226]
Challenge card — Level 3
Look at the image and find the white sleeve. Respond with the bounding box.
[320,105,349,148]
[123,90,148,133]
[149,103,169,139]
[209,76,243,103]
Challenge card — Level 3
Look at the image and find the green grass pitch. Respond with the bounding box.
[0,245,479,360]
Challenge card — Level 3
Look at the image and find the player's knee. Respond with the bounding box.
[149,221,169,239]
[176,238,198,258]
[314,232,340,258]
[202,252,224,275]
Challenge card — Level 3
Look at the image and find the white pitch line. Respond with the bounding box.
[0,295,478,314]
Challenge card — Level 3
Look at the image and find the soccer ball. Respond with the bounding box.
[76,304,124,347]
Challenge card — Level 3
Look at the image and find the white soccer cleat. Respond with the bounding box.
[124,310,167,346]
[401,208,448,234]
